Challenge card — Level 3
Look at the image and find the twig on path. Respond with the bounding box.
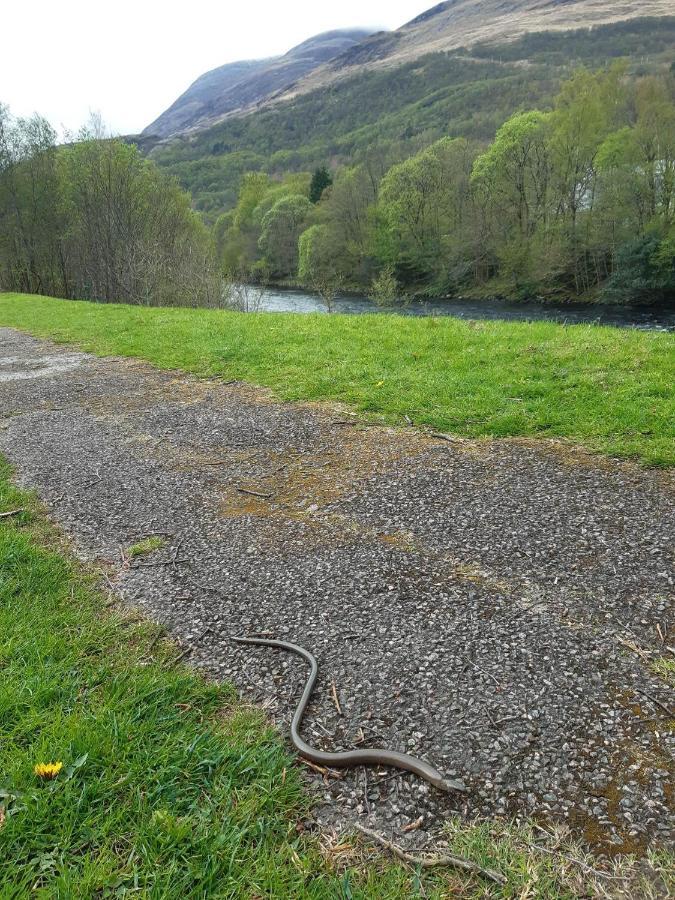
[431,432,461,443]
[529,841,626,881]
[331,679,343,715]
[237,487,274,499]
[402,815,424,833]
[617,637,653,665]
[631,687,674,719]
[354,824,506,885]
[330,420,380,428]
[463,657,501,688]
[167,646,193,667]
[0,508,24,519]
[300,759,343,780]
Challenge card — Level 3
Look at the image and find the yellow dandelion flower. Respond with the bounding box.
[34,761,63,780]
[375,380,385,387]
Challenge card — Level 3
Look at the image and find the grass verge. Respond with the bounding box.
[1,473,673,897]
[0,293,673,466]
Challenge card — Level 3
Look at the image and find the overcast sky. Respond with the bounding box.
[3,1,428,136]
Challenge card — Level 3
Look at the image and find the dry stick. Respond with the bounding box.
[331,679,343,716]
[354,825,506,885]
[237,487,274,499]
[431,432,461,443]
[0,508,24,519]
[301,758,342,780]
[169,646,193,667]
[529,842,626,881]
[632,687,674,719]
[618,637,653,665]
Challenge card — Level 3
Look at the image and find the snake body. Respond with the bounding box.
[233,635,466,793]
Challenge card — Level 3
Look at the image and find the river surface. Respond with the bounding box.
[243,286,675,330]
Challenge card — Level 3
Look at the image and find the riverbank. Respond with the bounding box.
[1,293,672,465]
[242,285,675,330]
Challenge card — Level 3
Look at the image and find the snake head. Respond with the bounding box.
[437,777,467,793]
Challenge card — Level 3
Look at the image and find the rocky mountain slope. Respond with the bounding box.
[285,0,674,98]
[143,29,374,138]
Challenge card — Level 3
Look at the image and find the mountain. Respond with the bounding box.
[142,3,675,219]
[282,0,673,98]
[143,29,375,138]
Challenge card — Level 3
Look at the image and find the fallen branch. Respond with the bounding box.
[168,646,193,667]
[237,487,273,499]
[0,508,24,519]
[530,842,626,881]
[632,687,674,719]
[331,679,343,716]
[300,759,343,779]
[431,432,461,443]
[354,824,506,885]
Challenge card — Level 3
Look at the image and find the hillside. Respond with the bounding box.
[285,0,674,98]
[143,29,374,138]
[145,15,675,217]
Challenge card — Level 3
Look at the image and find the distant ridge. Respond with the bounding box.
[143,29,375,138]
[279,0,674,99]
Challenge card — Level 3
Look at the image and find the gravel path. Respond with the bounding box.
[0,327,673,857]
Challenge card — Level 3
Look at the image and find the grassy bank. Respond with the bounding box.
[0,293,673,466]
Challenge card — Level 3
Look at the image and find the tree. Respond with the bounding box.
[258,194,311,277]
[547,64,627,292]
[298,223,344,311]
[377,137,475,288]
[309,166,332,204]
[0,107,65,296]
[472,111,552,290]
[603,233,675,305]
[0,106,219,306]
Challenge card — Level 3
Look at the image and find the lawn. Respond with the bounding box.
[0,293,673,466]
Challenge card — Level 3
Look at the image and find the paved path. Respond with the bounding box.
[0,327,672,855]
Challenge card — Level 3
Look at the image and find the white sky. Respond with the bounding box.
[3,1,428,136]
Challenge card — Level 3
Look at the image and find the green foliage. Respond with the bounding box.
[258,194,312,278]
[368,265,400,306]
[215,63,675,303]
[309,166,332,204]
[0,110,219,306]
[604,234,675,305]
[147,18,673,220]
[377,137,474,287]
[469,17,675,66]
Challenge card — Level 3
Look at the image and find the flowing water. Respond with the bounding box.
[241,286,675,331]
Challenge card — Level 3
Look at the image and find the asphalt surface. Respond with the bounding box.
[0,327,672,857]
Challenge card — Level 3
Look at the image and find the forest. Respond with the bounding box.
[0,111,219,307]
[1,60,674,307]
[145,17,675,218]
[218,66,675,304]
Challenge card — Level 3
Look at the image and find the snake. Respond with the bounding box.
[233,635,466,793]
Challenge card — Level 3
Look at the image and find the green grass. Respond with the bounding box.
[0,467,672,894]
[1,293,673,466]
[127,535,167,558]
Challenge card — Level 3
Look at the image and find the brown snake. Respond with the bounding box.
[233,636,466,793]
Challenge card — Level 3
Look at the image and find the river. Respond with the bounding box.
[236,286,675,331]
